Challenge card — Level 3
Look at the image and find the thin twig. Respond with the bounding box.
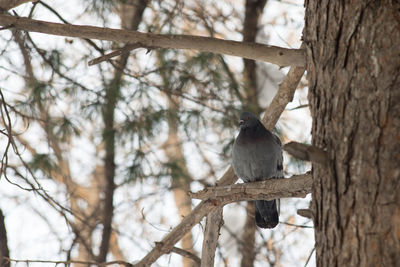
[289,104,309,110]
[279,221,313,229]
[88,43,143,66]
[304,247,315,267]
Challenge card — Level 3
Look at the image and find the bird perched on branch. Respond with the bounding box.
[232,111,283,228]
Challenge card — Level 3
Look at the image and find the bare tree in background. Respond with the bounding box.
[158,51,197,267]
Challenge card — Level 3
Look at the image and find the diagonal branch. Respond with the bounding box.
[261,64,306,127]
[0,14,305,67]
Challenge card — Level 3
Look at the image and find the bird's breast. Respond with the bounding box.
[233,140,277,182]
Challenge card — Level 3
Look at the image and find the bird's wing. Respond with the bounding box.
[272,133,282,146]
[273,134,284,178]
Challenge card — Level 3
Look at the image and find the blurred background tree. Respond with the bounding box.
[0,0,312,266]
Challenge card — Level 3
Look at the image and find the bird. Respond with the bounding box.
[232,111,283,228]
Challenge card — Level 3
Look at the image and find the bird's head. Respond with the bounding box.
[238,111,260,129]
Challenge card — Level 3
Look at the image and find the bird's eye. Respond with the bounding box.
[247,116,250,120]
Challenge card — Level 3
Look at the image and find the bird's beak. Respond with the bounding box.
[239,119,244,126]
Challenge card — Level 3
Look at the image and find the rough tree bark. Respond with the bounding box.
[304,1,400,266]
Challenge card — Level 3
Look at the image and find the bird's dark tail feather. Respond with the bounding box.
[255,200,279,229]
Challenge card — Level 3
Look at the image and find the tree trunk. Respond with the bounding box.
[242,0,267,113]
[98,0,148,262]
[304,1,400,266]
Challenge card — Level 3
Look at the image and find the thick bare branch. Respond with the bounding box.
[189,173,312,201]
[0,14,305,67]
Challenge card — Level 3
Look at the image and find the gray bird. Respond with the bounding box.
[232,111,283,228]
